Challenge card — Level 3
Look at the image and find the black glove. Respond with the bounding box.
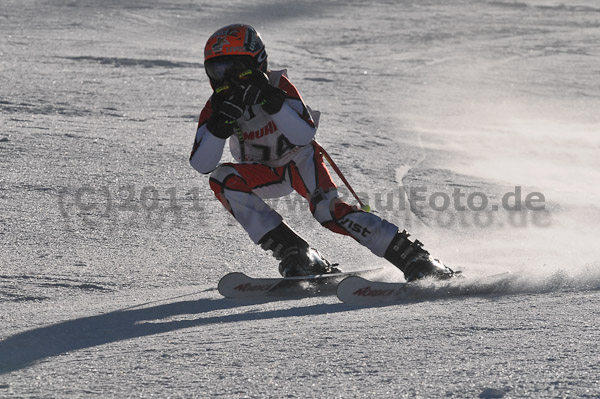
[232,69,286,115]
[206,84,245,139]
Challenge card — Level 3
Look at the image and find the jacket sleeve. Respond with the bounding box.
[270,75,317,146]
[189,100,226,174]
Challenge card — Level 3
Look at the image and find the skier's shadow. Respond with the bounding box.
[0,294,354,374]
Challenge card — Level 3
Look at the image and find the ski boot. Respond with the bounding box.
[384,230,454,282]
[258,222,341,277]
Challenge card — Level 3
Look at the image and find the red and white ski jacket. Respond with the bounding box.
[190,70,318,174]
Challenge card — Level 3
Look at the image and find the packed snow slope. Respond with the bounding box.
[1,0,599,397]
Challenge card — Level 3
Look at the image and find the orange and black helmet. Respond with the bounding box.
[204,24,268,84]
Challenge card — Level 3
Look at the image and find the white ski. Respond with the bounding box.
[218,268,383,299]
[337,272,511,305]
[336,276,409,305]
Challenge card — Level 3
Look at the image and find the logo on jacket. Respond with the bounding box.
[243,121,278,141]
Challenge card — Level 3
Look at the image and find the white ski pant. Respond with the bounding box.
[208,143,398,257]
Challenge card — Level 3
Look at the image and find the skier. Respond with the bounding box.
[190,24,454,281]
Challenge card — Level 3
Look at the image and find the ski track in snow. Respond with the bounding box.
[1,0,600,397]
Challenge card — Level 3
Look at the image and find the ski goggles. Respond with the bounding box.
[205,56,253,82]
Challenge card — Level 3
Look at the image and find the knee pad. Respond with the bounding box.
[311,188,342,224]
[210,164,240,184]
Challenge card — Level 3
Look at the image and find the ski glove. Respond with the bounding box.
[234,69,286,115]
[206,84,245,139]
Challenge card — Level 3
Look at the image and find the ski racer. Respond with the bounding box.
[190,24,454,281]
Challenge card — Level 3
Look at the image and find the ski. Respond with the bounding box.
[336,276,409,305]
[337,272,510,305]
[218,268,383,299]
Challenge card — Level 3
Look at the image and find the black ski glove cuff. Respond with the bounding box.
[234,69,287,115]
[206,115,236,139]
[207,84,245,139]
[260,86,286,115]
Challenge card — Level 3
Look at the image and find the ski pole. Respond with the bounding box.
[234,124,245,162]
[313,141,371,212]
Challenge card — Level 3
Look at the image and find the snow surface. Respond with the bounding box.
[1,0,600,397]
